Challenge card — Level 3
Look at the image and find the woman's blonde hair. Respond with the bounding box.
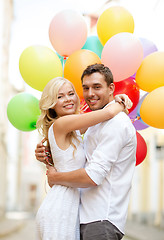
[36,77,80,149]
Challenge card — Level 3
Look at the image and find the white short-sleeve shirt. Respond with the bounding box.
[80,106,137,234]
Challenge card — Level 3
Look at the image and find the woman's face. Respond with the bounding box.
[53,82,79,117]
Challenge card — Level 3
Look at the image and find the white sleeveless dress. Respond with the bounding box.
[36,124,86,240]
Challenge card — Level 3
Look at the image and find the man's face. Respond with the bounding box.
[82,72,114,111]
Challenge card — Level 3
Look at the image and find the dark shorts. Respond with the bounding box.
[80,220,124,240]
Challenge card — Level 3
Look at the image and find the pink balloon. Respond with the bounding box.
[49,10,88,57]
[101,32,143,82]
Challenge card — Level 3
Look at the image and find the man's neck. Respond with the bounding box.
[102,97,114,109]
[109,96,114,103]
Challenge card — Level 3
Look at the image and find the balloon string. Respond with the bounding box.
[62,56,67,71]
[80,102,88,110]
[80,103,90,113]
[82,105,89,112]
[131,116,141,123]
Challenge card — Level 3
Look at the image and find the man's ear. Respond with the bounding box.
[108,83,115,95]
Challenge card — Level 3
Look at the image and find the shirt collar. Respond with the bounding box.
[104,100,115,109]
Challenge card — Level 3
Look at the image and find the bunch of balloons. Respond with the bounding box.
[7,6,164,165]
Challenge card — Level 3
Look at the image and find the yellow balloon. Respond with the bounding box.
[97,6,134,46]
[136,52,164,92]
[140,86,164,129]
[19,45,63,91]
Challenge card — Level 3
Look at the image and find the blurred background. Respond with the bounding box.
[0,0,164,239]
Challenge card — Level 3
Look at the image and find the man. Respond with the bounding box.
[35,64,136,240]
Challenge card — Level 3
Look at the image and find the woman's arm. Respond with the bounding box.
[79,93,132,135]
[54,101,124,135]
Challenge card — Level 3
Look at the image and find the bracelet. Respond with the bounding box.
[120,100,126,109]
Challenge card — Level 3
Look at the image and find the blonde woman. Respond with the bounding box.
[35,76,131,240]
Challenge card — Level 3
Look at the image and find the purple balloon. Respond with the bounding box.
[132,117,149,131]
[129,107,148,130]
[128,105,137,119]
[131,37,158,78]
[139,37,158,58]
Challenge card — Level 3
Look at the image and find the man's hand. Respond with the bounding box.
[46,165,97,188]
[35,138,53,166]
[46,165,57,188]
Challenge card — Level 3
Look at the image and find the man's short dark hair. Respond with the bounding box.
[81,64,113,86]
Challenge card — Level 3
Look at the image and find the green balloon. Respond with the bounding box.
[7,92,41,131]
[82,36,103,58]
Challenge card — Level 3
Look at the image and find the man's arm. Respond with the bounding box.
[35,138,47,164]
[46,165,97,188]
[46,118,123,189]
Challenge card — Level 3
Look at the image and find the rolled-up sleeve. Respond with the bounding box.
[85,121,124,185]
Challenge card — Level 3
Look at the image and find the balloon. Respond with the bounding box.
[101,32,143,82]
[82,36,103,58]
[136,52,164,92]
[132,37,158,78]
[130,111,149,131]
[19,45,63,91]
[140,86,164,129]
[49,9,88,57]
[64,49,101,99]
[80,99,91,113]
[7,93,40,131]
[129,94,149,130]
[136,131,147,166]
[97,6,134,46]
[136,93,149,122]
[139,37,158,58]
[114,77,140,113]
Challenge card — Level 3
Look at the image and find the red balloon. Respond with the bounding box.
[80,99,91,113]
[136,131,147,166]
[114,77,140,113]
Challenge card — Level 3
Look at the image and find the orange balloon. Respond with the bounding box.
[64,50,101,99]
[136,52,164,92]
[140,86,164,129]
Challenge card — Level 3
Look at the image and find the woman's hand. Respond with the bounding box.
[114,94,133,114]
